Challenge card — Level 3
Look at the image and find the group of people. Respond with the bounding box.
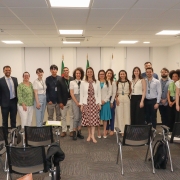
[0,62,180,143]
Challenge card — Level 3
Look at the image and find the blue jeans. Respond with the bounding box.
[34,94,46,127]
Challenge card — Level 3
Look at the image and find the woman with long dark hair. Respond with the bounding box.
[105,69,117,135]
[97,70,112,138]
[131,67,146,125]
[115,70,131,136]
[80,67,101,143]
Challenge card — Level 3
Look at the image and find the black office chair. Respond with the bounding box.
[24,126,54,147]
[6,145,48,180]
[115,125,156,175]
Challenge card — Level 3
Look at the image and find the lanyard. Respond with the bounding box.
[51,76,58,86]
[161,80,168,93]
[132,79,139,89]
[121,82,125,90]
[38,79,44,90]
[64,78,70,92]
[148,80,151,89]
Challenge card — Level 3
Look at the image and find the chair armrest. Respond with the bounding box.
[115,127,121,133]
[161,125,170,132]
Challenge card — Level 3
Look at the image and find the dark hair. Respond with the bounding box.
[36,68,44,73]
[85,67,96,83]
[176,69,180,77]
[105,69,114,85]
[146,67,153,72]
[132,67,142,80]
[144,62,152,65]
[63,67,69,70]
[3,66,11,70]
[73,67,84,80]
[50,64,58,70]
[23,71,30,77]
[161,67,169,73]
[169,70,180,79]
[117,70,130,89]
[98,70,109,87]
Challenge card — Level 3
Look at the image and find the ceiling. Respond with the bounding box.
[1,0,180,47]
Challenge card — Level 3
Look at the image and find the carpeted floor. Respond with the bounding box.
[0,125,180,180]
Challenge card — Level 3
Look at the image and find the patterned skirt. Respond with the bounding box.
[81,95,100,127]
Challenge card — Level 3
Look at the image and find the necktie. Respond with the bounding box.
[7,78,14,99]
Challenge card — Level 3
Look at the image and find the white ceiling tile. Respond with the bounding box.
[133,0,180,9]
[11,8,50,17]
[0,17,22,24]
[20,17,54,25]
[92,0,138,9]
[1,0,47,8]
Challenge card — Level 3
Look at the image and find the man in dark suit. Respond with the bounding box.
[57,67,74,137]
[0,66,18,135]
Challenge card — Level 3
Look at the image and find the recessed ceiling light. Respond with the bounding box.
[119,41,138,44]
[63,41,80,44]
[50,0,90,7]
[143,42,150,44]
[2,40,23,44]
[59,30,83,35]
[156,30,180,35]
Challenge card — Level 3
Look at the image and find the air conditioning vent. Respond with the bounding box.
[65,37,85,42]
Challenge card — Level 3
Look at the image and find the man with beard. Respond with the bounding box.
[144,67,161,129]
[159,68,172,126]
[0,66,18,135]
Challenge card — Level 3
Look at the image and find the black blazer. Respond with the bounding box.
[57,76,74,106]
[0,76,18,107]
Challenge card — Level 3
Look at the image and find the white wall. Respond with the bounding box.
[167,44,180,71]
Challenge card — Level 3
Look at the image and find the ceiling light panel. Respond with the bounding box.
[50,0,90,7]
[2,41,23,44]
[59,30,83,35]
[119,41,138,44]
[156,30,180,35]
[63,41,80,44]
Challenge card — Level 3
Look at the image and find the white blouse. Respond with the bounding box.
[131,79,143,95]
[33,79,46,95]
[117,81,130,95]
[70,80,82,95]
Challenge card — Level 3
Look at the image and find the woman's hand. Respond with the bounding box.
[36,103,41,109]
[116,98,120,106]
[22,104,27,111]
[176,105,179,111]
[76,102,81,107]
[101,100,105,105]
[110,103,113,108]
[80,105,83,112]
[139,101,144,108]
[169,101,173,107]
[98,104,101,110]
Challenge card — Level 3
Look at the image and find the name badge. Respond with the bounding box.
[55,87,57,91]
[172,96,175,100]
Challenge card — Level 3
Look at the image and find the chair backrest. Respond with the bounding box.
[6,145,46,174]
[24,126,54,146]
[0,126,8,146]
[170,122,180,143]
[122,125,152,146]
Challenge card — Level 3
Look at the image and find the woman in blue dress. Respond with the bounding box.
[97,70,112,138]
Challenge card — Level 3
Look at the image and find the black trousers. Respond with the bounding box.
[159,105,168,126]
[1,98,17,135]
[144,98,157,128]
[130,95,145,125]
[167,103,176,132]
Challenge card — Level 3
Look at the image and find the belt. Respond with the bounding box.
[145,98,157,101]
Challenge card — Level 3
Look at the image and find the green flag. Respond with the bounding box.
[86,60,90,69]
[61,60,64,77]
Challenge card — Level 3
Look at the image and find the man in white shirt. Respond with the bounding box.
[144,67,161,128]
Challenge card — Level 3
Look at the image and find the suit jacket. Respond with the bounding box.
[79,80,101,105]
[0,76,18,107]
[57,76,74,106]
[101,82,112,102]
